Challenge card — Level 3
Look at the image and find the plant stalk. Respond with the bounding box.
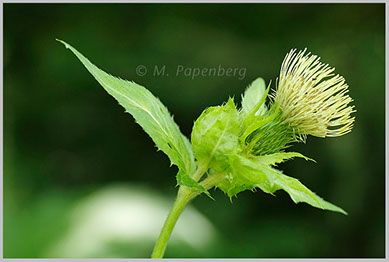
[151,171,226,258]
[151,186,195,258]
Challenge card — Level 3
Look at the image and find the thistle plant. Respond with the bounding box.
[58,40,355,258]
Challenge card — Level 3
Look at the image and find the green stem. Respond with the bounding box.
[151,171,226,258]
[191,164,208,182]
[151,186,195,258]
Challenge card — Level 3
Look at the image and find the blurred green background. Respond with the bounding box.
[3,3,385,258]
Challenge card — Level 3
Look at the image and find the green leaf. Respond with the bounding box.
[308,193,348,215]
[216,174,256,201]
[216,155,268,197]
[258,166,347,215]
[241,77,268,116]
[191,98,241,172]
[58,40,199,187]
[252,152,315,166]
[240,105,280,143]
[176,169,206,192]
[222,154,347,215]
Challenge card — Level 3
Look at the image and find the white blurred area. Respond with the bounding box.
[46,184,217,257]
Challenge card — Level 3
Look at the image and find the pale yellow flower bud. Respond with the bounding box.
[273,49,355,138]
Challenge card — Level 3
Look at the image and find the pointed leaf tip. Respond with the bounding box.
[56,39,71,49]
